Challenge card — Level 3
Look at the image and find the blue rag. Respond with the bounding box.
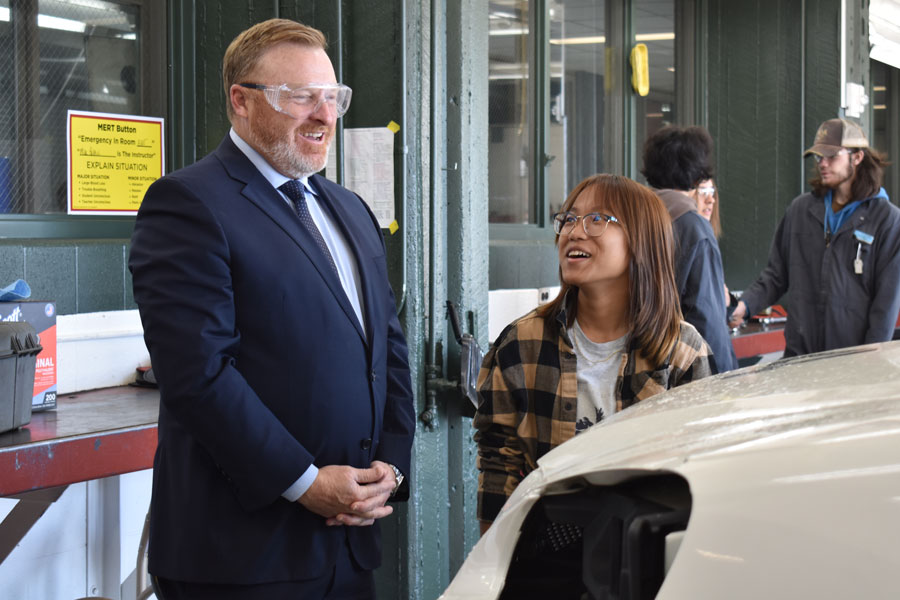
[0,279,31,301]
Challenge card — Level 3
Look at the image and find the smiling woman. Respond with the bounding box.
[474,174,714,533]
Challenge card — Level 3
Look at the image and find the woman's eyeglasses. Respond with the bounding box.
[551,212,621,237]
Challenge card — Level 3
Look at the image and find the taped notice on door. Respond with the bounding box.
[326,127,395,228]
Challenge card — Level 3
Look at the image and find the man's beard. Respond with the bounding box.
[825,162,856,190]
[251,126,330,179]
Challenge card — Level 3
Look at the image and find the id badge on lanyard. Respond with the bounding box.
[853,229,874,275]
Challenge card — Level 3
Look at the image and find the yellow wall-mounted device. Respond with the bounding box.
[630,43,649,96]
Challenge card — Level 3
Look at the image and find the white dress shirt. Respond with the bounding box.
[229,128,368,502]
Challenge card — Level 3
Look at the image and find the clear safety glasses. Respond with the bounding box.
[552,212,621,237]
[813,148,853,165]
[239,82,353,119]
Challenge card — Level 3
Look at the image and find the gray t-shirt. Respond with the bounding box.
[570,320,628,435]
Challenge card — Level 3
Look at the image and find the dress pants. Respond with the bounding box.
[155,537,376,600]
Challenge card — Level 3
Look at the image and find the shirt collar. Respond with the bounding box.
[229,128,313,193]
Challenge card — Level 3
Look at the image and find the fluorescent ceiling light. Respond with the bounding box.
[637,32,677,42]
[0,8,88,33]
[66,0,118,9]
[489,11,519,21]
[552,35,604,45]
[873,85,887,91]
[38,14,86,33]
[550,32,675,45]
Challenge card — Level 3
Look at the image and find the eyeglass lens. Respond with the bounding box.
[814,149,850,164]
[280,85,352,118]
[553,213,612,237]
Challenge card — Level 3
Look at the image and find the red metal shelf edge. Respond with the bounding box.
[732,329,786,359]
[0,426,157,496]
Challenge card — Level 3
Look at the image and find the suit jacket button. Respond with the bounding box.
[360,438,373,450]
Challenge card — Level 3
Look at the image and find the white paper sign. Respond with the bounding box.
[325,127,395,228]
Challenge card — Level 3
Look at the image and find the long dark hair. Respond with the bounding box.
[539,174,682,366]
[695,179,722,238]
[810,147,889,200]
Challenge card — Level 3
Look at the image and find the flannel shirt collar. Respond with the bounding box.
[555,288,638,356]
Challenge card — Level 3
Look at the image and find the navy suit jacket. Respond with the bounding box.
[129,135,415,584]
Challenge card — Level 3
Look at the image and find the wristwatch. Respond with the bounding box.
[388,463,404,496]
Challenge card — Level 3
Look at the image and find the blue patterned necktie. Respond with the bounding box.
[279,180,340,278]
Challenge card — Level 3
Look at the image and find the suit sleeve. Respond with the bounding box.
[363,204,415,499]
[130,177,313,511]
[374,282,415,500]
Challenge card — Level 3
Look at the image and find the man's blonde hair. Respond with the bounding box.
[223,18,327,120]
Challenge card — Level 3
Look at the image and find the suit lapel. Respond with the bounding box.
[215,137,367,344]
[310,175,377,346]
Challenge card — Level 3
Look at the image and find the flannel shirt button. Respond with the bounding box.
[564,402,573,411]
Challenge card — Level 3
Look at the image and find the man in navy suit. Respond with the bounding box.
[129,18,415,599]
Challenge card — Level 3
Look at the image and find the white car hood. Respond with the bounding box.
[442,342,900,599]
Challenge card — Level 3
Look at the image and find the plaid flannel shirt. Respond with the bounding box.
[474,303,713,523]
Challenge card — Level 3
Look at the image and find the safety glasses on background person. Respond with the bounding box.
[238,82,353,119]
[813,148,854,165]
[552,212,622,237]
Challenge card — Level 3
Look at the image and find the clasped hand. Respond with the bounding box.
[298,460,396,527]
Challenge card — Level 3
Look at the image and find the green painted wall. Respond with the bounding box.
[701,0,847,297]
[708,0,808,293]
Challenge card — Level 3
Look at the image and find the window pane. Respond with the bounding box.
[633,0,675,149]
[548,0,606,216]
[489,1,534,224]
[0,0,140,214]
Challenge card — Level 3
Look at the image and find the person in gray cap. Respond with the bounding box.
[729,118,900,357]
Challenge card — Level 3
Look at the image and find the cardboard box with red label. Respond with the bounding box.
[0,301,57,410]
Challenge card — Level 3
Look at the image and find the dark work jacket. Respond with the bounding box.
[656,189,738,373]
[741,189,900,357]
